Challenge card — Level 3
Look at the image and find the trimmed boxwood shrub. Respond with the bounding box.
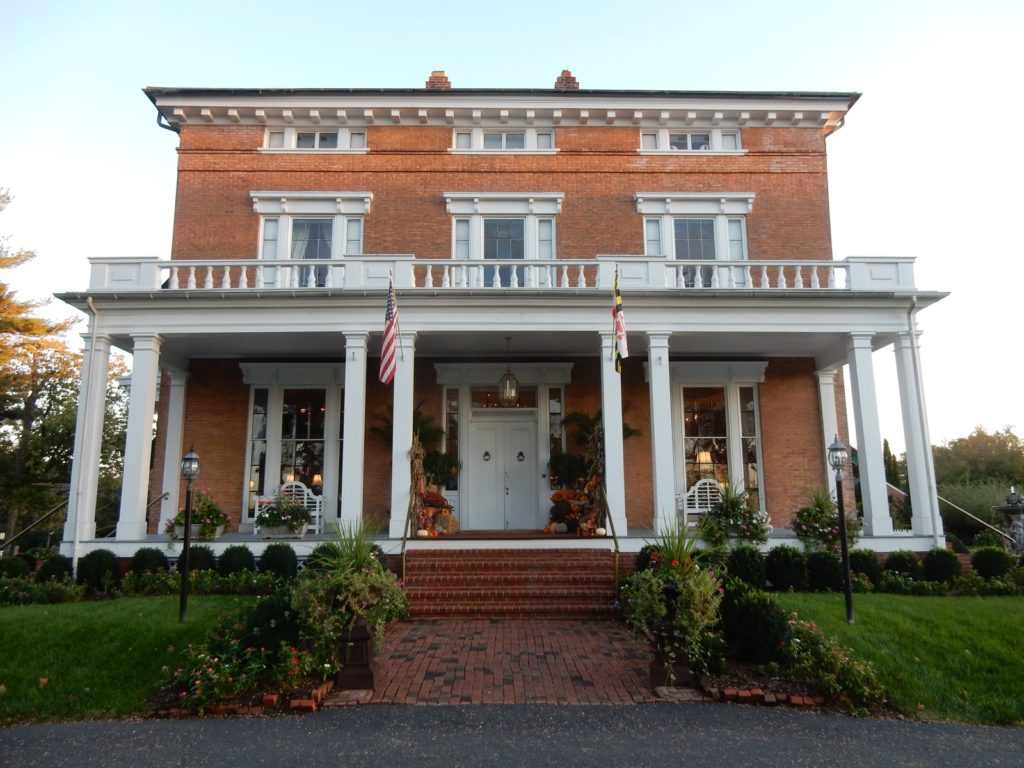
[884,550,922,579]
[922,547,961,584]
[218,545,256,575]
[130,547,170,574]
[15,551,38,571]
[178,545,217,573]
[765,545,807,591]
[849,549,882,585]
[806,550,842,592]
[244,592,301,649]
[0,557,31,578]
[303,542,339,573]
[720,587,790,663]
[971,546,1015,579]
[726,544,765,589]
[76,549,119,592]
[36,554,73,582]
[259,543,298,579]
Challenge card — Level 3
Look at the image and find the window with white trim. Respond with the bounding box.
[639,129,741,153]
[251,191,372,287]
[636,192,753,287]
[451,128,555,152]
[264,128,367,151]
[445,192,562,287]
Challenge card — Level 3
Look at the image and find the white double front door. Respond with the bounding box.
[467,416,538,530]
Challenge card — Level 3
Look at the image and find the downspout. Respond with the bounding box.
[156,110,180,135]
[907,296,942,547]
[72,297,100,574]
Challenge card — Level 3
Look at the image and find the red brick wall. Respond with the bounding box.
[171,124,833,263]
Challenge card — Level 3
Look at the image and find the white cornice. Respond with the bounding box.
[155,94,849,131]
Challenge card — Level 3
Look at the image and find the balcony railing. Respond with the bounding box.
[87,256,918,293]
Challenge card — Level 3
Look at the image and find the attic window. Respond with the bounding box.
[263,128,367,151]
[639,129,742,153]
[451,128,556,153]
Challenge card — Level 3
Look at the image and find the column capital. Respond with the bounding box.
[80,332,112,349]
[815,368,838,384]
[345,331,370,349]
[646,331,671,349]
[847,332,874,351]
[166,370,190,386]
[130,333,164,352]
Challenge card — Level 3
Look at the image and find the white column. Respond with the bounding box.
[815,369,840,499]
[847,333,893,536]
[388,333,417,539]
[323,384,343,528]
[63,333,112,547]
[599,332,628,537]
[895,331,940,539]
[117,334,163,540]
[340,332,369,527]
[646,332,676,533]
[157,371,189,534]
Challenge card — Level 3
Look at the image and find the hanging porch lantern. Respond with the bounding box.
[498,336,519,407]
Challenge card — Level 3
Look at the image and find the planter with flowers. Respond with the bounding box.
[164,489,229,540]
[256,492,312,539]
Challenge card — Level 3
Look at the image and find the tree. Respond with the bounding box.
[933,426,1024,487]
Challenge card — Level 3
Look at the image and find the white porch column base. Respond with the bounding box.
[847,333,893,537]
[63,333,112,549]
[599,333,628,538]
[647,332,676,534]
[341,332,369,527]
[117,334,163,540]
[815,369,840,499]
[157,371,189,534]
[895,331,941,540]
[388,333,417,539]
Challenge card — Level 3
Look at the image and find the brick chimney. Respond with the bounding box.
[554,69,579,90]
[425,70,452,90]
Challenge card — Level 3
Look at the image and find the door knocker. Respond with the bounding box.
[517,451,525,462]
[482,451,491,462]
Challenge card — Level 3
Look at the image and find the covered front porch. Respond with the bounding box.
[58,254,946,561]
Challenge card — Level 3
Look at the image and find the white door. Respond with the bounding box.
[467,418,538,530]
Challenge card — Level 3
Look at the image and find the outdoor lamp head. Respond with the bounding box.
[181,450,201,481]
[827,436,847,472]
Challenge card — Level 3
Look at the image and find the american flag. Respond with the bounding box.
[613,265,628,373]
[379,277,398,385]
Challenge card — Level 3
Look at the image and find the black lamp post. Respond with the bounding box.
[178,448,200,623]
[827,435,854,624]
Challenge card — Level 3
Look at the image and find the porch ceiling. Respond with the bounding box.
[128,328,875,371]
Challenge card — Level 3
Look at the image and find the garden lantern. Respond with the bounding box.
[179,448,200,623]
[827,435,854,624]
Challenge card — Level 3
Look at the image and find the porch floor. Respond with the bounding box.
[369,619,666,705]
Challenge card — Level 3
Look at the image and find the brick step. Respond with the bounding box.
[405,565,614,578]
[410,601,618,619]
[406,585,617,600]
[405,556,615,568]
[405,554,614,565]
[404,572,614,587]
[405,548,612,556]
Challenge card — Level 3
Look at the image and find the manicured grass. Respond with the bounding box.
[776,593,1024,725]
[0,596,255,724]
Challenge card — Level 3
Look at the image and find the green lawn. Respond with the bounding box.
[776,593,1024,726]
[0,596,254,724]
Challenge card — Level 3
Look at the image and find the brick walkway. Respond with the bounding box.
[371,619,662,705]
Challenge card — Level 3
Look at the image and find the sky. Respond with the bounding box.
[1,0,1022,454]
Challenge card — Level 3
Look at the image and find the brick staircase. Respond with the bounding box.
[403,548,620,619]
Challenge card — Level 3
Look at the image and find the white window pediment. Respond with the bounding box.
[251,191,373,216]
[635,193,754,216]
[444,192,563,216]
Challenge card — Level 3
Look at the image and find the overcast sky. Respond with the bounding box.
[1,0,1022,454]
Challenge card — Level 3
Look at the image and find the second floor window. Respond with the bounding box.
[264,128,367,150]
[452,129,555,152]
[640,129,741,152]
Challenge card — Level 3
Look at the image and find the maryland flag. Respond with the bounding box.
[613,265,628,373]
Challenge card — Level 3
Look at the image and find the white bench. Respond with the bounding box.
[676,478,723,528]
[257,481,323,535]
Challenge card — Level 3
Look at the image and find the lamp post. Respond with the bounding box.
[178,448,200,623]
[827,436,854,624]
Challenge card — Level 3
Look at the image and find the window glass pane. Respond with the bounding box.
[669,134,688,150]
[261,218,279,259]
[268,131,285,148]
[471,388,537,408]
[483,132,502,149]
[537,132,553,149]
[318,132,338,149]
[345,218,363,255]
[674,218,716,262]
[505,133,525,149]
[645,219,662,255]
[683,387,728,489]
[455,219,470,259]
[291,219,333,260]
[538,219,553,259]
[251,388,268,439]
[296,132,316,148]
[641,132,658,150]
[445,388,459,490]
[280,389,326,488]
[455,131,471,148]
[692,133,711,150]
[728,219,745,260]
[722,132,739,150]
[349,132,366,149]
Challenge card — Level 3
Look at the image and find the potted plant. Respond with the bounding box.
[256,491,312,538]
[164,489,229,540]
